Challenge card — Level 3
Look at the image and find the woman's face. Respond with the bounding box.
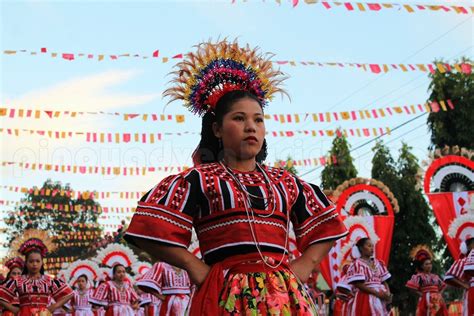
[9,267,22,278]
[26,252,43,275]
[360,239,374,257]
[77,276,87,290]
[113,265,126,282]
[421,259,432,273]
[213,98,265,162]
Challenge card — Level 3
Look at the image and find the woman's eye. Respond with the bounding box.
[256,118,264,123]
[234,116,244,121]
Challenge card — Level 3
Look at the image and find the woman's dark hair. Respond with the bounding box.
[22,250,45,275]
[194,90,268,165]
[112,264,125,276]
[77,274,88,282]
[356,237,370,252]
[415,258,431,271]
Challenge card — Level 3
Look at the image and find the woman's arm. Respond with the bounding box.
[445,277,469,290]
[353,282,391,301]
[0,300,19,314]
[134,239,210,286]
[47,293,73,313]
[289,240,335,283]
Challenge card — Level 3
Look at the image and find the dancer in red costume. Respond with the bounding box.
[406,245,447,316]
[444,214,474,316]
[124,39,348,315]
[137,262,191,316]
[346,238,392,316]
[0,257,24,316]
[0,230,73,316]
[90,264,140,316]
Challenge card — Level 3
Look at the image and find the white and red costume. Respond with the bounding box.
[89,280,139,316]
[68,289,94,316]
[136,262,190,316]
[346,258,391,316]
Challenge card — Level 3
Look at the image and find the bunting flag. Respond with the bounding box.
[0,185,148,200]
[0,154,342,177]
[0,127,391,143]
[3,49,472,74]
[0,108,186,123]
[0,99,455,124]
[0,199,136,214]
[235,0,473,15]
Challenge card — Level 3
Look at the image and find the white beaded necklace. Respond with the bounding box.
[220,161,290,269]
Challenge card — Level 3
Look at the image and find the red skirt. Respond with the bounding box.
[18,306,49,316]
[416,292,448,316]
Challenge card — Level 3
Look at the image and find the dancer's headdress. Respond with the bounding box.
[64,260,100,285]
[132,261,152,277]
[10,229,56,257]
[340,216,379,260]
[4,257,25,271]
[163,39,288,116]
[448,214,474,255]
[409,245,434,262]
[93,243,138,268]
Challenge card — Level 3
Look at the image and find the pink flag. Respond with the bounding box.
[62,53,74,61]
[152,50,159,57]
[369,64,382,74]
[367,3,382,11]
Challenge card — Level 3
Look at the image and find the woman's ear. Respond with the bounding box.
[212,122,221,138]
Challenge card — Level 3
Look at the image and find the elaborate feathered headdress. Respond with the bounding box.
[63,260,100,285]
[132,261,152,277]
[448,214,474,254]
[163,39,288,116]
[3,257,24,271]
[409,245,434,262]
[9,229,57,257]
[93,243,138,268]
[340,216,379,260]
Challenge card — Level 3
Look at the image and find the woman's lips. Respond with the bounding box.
[244,136,258,143]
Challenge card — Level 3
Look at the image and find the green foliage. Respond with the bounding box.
[321,134,358,190]
[371,142,440,313]
[427,57,474,149]
[4,179,102,272]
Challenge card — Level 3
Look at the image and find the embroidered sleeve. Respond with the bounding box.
[405,274,420,291]
[346,261,366,284]
[290,177,347,252]
[129,286,139,304]
[464,251,474,273]
[125,170,199,249]
[136,262,164,294]
[444,258,465,281]
[89,282,109,306]
[378,260,391,282]
[51,278,74,302]
[0,278,18,303]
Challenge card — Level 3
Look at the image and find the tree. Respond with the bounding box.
[321,134,357,190]
[427,57,474,149]
[4,179,102,274]
[275,156,298,175]
[393,143,440,313]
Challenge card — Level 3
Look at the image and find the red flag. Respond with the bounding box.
[62,53,74,61]
[153,50,159,58]
[369,64,382,74]
[172,54,183,59]
[344,3,354,10]
[461,63,472,74]
[367,3,382,10]
[41,47,47,53]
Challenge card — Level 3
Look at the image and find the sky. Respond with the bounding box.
[0,0,472,258]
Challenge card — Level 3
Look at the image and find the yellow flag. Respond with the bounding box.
[176,114,184,123]
[439,100,447,111]
[436,63,446,73]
